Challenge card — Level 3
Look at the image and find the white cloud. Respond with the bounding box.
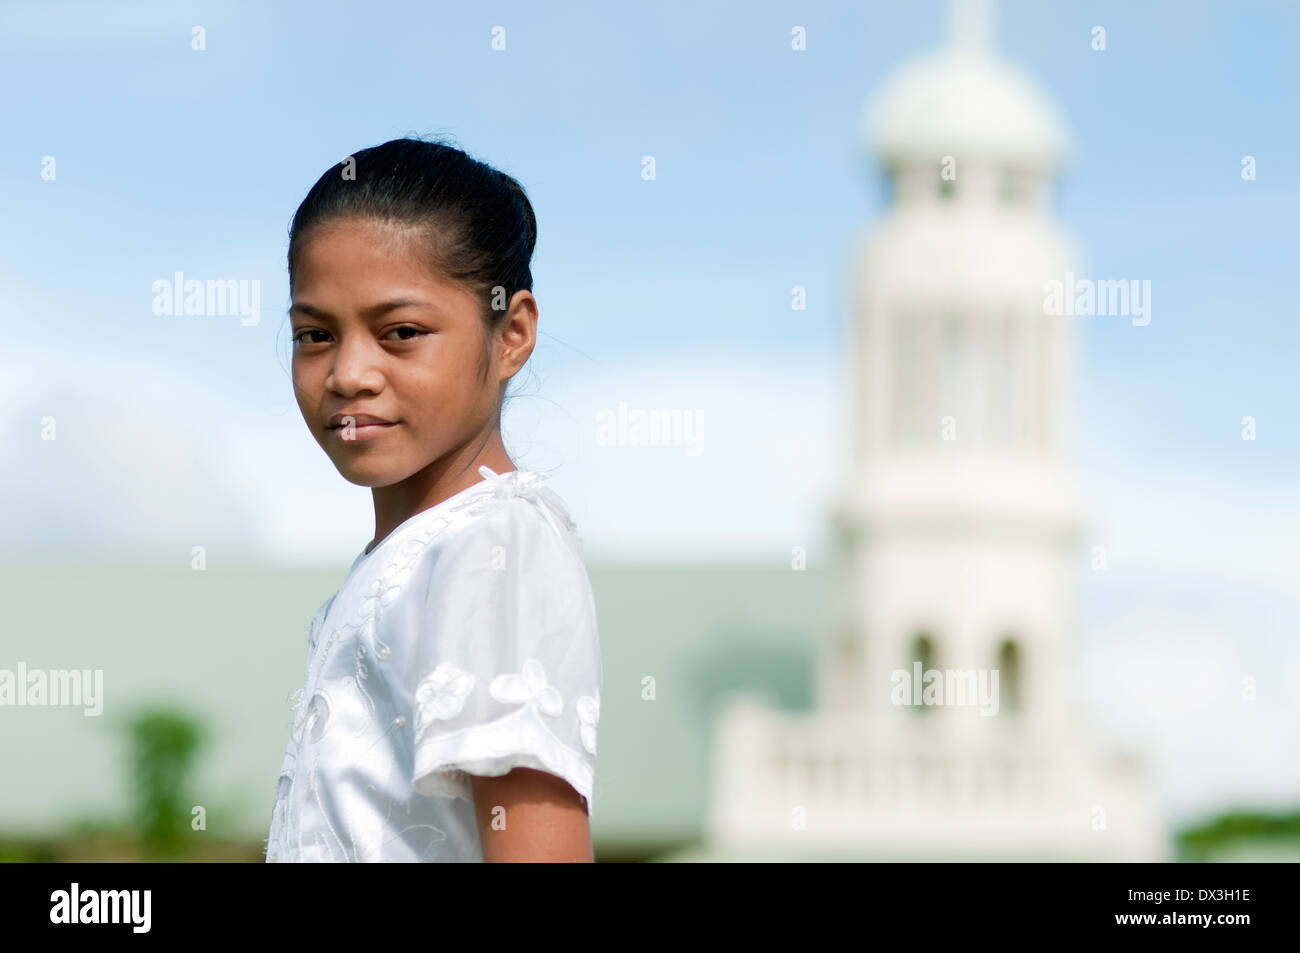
[1080,603,1300,827]
[0,346,262,563]
[523,350,844,563]
[1081,461,1300,602]
[0,344,846,566]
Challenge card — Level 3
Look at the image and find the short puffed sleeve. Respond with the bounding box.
[408,496,602,816]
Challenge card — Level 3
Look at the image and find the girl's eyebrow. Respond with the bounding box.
[289,299,432,322]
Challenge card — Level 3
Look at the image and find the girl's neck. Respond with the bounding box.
[366,436,515,555]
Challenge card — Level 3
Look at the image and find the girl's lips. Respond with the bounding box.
[330,421,397,443]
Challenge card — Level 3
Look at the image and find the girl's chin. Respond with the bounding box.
[334,462,412,489]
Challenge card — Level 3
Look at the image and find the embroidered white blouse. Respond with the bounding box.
[264,466,602,862]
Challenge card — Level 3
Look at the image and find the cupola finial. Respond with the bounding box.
[948,0,994,56]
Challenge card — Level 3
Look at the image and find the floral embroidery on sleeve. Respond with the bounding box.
[576,692,600,755]
[489,658,563,717]
[414,662,476,739]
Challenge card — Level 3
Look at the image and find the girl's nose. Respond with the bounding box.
[327,338,384,395]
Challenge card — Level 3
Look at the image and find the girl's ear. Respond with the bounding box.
[497,291,538,377]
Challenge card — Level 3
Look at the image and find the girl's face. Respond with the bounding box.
[289,217,517,488]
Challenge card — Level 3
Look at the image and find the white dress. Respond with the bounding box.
[264,466,602,862]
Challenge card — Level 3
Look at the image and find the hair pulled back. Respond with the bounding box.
[288,136,537,346]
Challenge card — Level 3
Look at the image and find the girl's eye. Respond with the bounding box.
[384,326,427,342]
[292,327,427,346]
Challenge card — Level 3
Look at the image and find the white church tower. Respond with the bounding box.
[701,0,1167,860]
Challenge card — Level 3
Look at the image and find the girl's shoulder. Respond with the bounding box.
[427,468,589,580]
[451,467,581,546]
[340,468,578,607]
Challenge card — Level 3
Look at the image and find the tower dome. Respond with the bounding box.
[861,1,1069,169]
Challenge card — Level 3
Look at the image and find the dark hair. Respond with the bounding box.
[287,136,537,385]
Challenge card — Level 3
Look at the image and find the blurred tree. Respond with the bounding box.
[1176,808,1300,861]
[127,707,206,858]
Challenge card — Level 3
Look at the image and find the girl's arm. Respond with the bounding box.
[470,768,594,862]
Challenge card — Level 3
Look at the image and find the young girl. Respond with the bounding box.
[264,137,601,863]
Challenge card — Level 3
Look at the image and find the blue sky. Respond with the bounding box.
[2,0,1296,559]
[2,0,1298,822]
